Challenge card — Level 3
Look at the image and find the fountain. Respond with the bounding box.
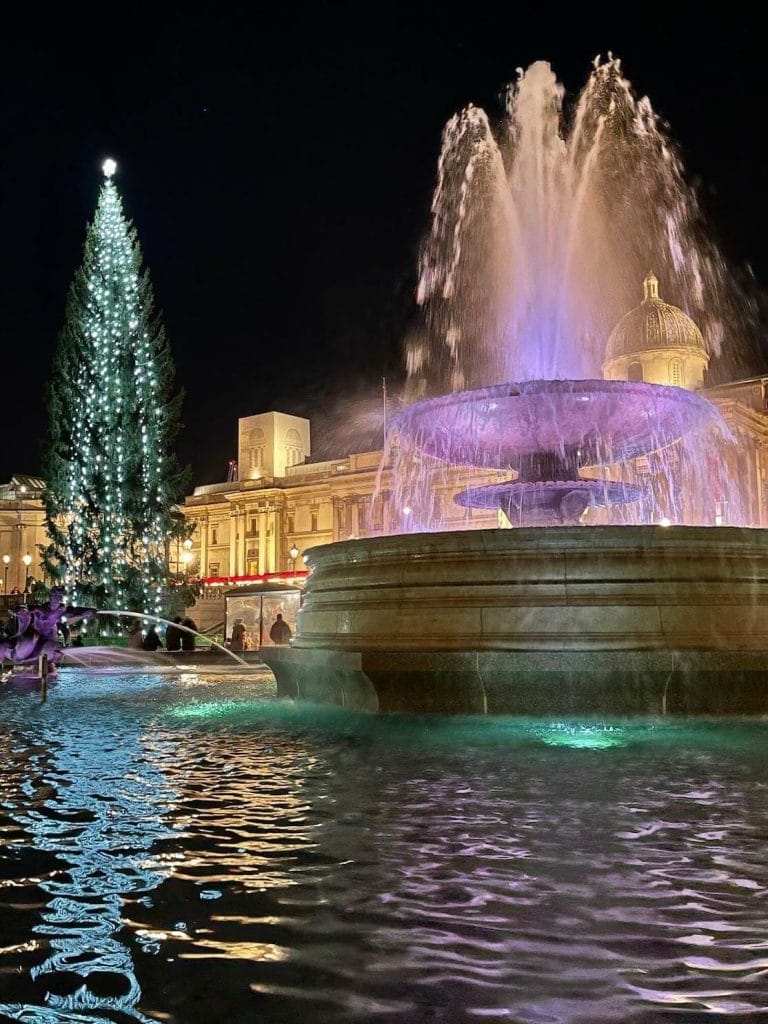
[263,57,768,713]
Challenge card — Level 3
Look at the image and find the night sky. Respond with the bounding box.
[3,6,767,486]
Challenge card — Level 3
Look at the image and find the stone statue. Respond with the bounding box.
[0,587,96,671]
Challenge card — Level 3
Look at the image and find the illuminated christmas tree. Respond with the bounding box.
[43,159,186,614]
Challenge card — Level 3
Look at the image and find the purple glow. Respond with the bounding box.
[380,58,749,533]
[408,59,752,396]
[391,379,729,526]
[394,380,722,468]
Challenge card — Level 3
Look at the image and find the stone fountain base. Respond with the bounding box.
[259,526,768,715]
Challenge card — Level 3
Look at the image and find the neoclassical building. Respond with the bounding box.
[603,273,768,527]
[183,412,497,583]
[603,272,710,390]
[0,475,48,597]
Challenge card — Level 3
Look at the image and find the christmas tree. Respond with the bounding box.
[43,159,187,615]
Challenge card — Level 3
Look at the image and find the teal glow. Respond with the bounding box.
[533,722,629,749]
[168,700,253,720]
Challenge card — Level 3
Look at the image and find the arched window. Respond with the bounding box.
[627,361,644,382]
[285,428,304,468]
[669,359,683,387]
[247,427,266,470]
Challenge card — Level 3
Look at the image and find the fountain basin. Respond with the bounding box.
[393,379,723,468]
[260,526,768,714]
[455,478,643,525]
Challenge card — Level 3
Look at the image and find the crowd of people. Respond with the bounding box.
[133,616,198,652]
[135,613,292,653]
[1,595,295,667]
[230,612,292,651]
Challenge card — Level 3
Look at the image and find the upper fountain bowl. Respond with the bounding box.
[393,379,724,469]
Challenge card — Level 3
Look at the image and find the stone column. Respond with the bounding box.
[337,498,348,540]
[199,516,208,576]
[233,512,243,576]
[381,490,391,535]
[273,509,282,571]
[258,511,268,574]
[358,496,370,537]
[349,496,359,538]
[229,509,237,578]
[760,445,768,527]
[755,443,765,527]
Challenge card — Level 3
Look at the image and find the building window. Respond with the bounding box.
[287,514,294,534]
[246,427,266,473]
[311,511,318,533]
[285,428,303,468]
[209,562,220,576]
[249,517,259,535]
[628,361,644,382]
[211,526,218,545]
[669,359,683,387]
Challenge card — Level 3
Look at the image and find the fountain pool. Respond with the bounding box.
[2,670,768,1020]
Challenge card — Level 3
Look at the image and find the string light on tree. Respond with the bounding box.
[43,159,188,614]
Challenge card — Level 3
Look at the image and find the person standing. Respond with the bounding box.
[142,627,162,652]
[180,617,198,651]
[269,613,292,645]
[230,619,254,651]
[165,617,183,652]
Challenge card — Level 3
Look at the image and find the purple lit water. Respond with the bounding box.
[383,58,754,533]
[409,58,753,396]
[2,671,768,1021]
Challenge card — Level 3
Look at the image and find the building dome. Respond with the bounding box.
[603,273,709,391]
[606,273,706,361]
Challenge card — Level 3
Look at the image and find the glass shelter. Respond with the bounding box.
[224,582,302,649]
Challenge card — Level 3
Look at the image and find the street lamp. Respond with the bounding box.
[181,537,194,577]
[2,554,10,594]
[289,544,299,572]
[22,552,32,592]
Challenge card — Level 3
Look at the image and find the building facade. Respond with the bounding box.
[0,475,47,597]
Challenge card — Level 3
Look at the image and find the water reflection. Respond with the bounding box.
[2,674,768,1021]
[0,683,181,1021]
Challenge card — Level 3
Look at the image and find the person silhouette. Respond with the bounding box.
[269,613,292,645]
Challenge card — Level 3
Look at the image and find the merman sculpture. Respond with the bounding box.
[0,587,96,675]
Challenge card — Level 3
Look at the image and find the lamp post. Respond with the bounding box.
[2,554,10,594]
[289,544,299,573]
[22,552,32,592]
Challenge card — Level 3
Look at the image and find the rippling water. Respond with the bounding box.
[1,671,768,1022]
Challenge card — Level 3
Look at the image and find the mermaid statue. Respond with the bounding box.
[0,587,96,675]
